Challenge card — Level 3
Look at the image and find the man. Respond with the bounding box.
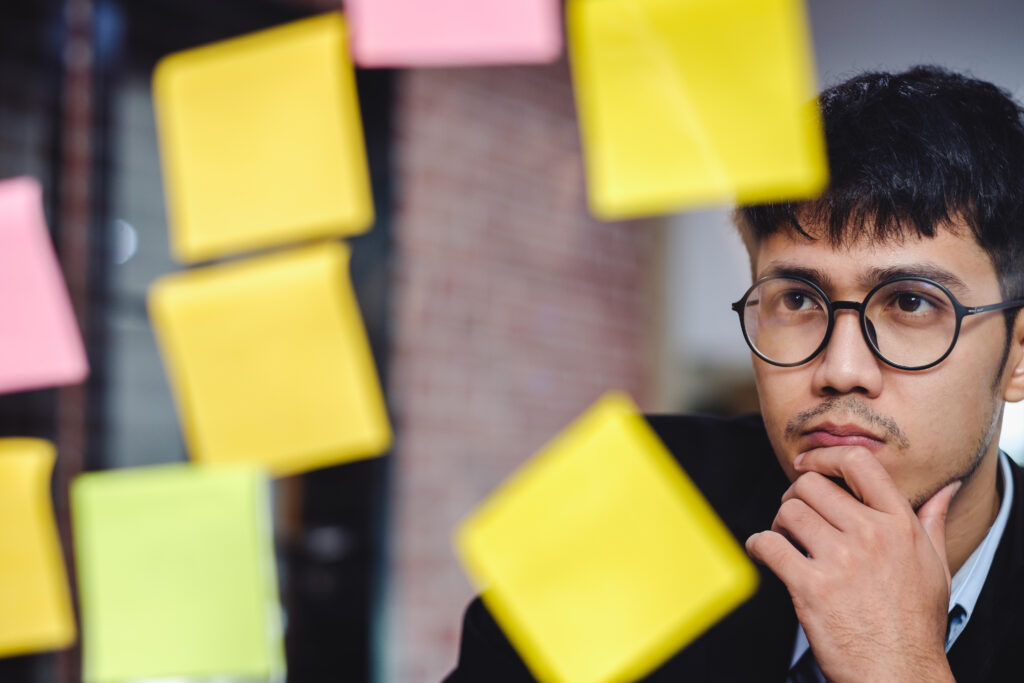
[445,66,1024,681]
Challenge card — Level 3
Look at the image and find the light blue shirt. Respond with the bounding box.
[788,452,1014,681]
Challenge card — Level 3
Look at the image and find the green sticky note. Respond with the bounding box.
[568,0,828,219]
[72,464,283,682]
[456,393,757,683]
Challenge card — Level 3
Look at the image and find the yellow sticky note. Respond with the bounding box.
[148,242,391,477]
[568,0,828,219]
[153,13,374,263]
[456,393,757,683]
[72,464,283,682]
[0,439,76,657]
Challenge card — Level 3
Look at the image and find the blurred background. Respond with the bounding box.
[1,0,1023,681]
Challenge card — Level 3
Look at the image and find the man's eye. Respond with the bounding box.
[782,292,815,311]
[894,293,934,313]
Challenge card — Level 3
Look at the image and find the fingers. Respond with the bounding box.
[745,530,807,589]
[794,446,907,514]
[781,472,861,531]
[917,481,962,588]
[771,497,842,557]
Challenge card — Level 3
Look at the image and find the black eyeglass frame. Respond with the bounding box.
[730,275,1024,371]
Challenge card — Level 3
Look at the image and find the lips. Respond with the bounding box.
[799,423,886,452]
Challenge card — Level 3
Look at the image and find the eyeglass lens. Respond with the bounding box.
[741,278,958,367]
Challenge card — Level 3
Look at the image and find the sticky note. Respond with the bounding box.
[72,463,283,682]
[148,242,391,477]
[347,0,562,67]
[455,393,757,683]
[153,13,374,263]
[568,0,828,220]
[0,439,76,657]
[0,177,89,394]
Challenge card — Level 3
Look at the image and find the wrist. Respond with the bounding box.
[916,656,955,683]
[822,648,954,683]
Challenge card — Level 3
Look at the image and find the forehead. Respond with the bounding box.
[753,225,1000,296]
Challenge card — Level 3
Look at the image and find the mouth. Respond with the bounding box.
[799,422,886,453]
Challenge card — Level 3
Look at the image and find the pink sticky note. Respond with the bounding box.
[0,177,88,394]
[347,0,562,67]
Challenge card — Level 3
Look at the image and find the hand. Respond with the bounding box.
[745,446,960,683]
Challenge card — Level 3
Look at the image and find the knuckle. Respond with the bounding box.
[792,473,817,497]
[780,497,804,516]
[762,533,790,562]
[777,498,807,526]
[748,532,767,555]
[804,568,829,599]
[748,533,772,561]
[902,515,923,541]
[833,543,853,568]
[856,523,882,549]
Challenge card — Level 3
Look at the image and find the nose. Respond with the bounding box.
[811,308,883,397]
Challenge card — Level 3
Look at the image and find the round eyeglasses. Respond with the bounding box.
[731,275,1024,371]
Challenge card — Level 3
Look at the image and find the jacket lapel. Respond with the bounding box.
[947,458,1024,681]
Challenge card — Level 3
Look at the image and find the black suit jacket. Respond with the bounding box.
[444,413,1024,682]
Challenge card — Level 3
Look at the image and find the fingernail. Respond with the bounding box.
[950,480,963,495]
[793,453,805,468]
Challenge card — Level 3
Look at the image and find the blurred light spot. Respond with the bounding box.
[94,0,125,67]
[111,219,138,265]
[304,526,351,562]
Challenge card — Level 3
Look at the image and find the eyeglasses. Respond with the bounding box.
[731,275,1024,370]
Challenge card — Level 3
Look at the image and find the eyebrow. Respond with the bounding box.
[758,262,970,296]
[758,264,833,289]
[861,264,969,294]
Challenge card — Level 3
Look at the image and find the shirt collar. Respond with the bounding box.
[944,450,1014,649]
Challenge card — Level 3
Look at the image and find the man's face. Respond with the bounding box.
[751,224,1011,508]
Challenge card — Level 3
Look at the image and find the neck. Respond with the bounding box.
[945,448,1003,576]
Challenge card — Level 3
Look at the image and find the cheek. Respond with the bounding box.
[908,325,1007,434]
[753,363,808,417]
[884,361,1003,490]
[903,375,995,443]
[752,363,805,479]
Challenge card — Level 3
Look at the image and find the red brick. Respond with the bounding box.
[386,60,661,682]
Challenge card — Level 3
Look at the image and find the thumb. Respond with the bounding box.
[917,480,962,584]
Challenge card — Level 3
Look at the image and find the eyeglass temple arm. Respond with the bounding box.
[965,299,1024,315]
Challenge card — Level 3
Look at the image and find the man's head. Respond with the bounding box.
[734,66,1024,507]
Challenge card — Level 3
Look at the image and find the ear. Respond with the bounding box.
[1003,311,1024,402]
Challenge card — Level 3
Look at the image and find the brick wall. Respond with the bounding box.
[386,61,662,682]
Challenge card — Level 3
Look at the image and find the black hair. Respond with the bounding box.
[737,66,1024,346]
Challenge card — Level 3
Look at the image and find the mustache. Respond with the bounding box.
[784,396,910,449]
